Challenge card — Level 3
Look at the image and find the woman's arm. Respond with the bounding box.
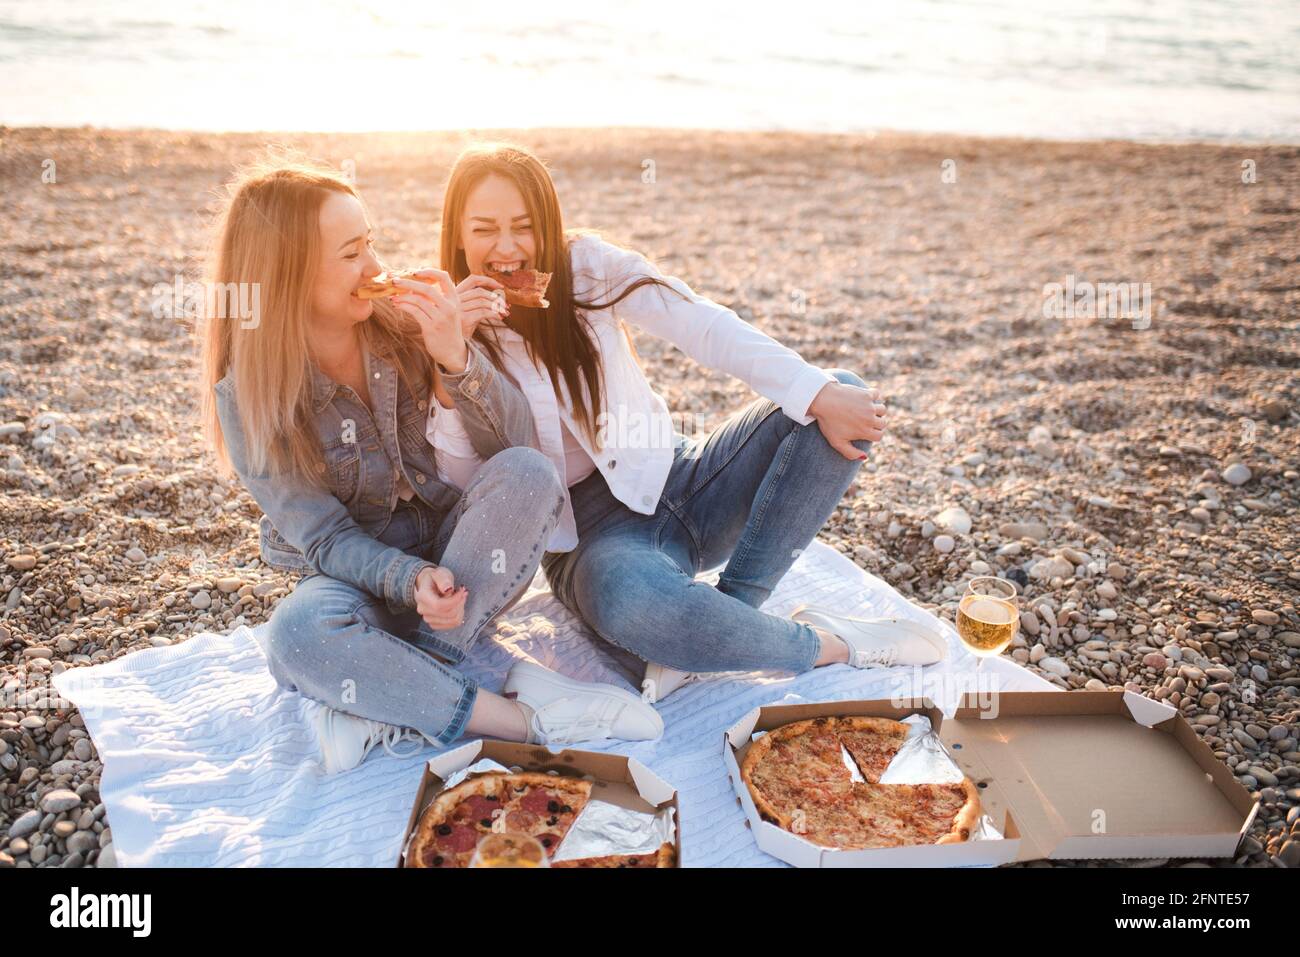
[437,338,539,460]
[579,238,836,425]
[214,380,434,612]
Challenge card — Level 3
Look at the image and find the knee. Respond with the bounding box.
[482,446,563,500]
[825,367,868,391]
[264,585,350,665]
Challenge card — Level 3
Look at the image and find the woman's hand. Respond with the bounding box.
[392,268,469,373]
[414,565,468,630]
[455,274,507,339]
[807,382,888,460]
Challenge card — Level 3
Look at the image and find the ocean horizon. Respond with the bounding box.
[2,0,1299,142]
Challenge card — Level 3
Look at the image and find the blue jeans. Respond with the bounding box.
[262,447,564,745]
[542,369,871,674]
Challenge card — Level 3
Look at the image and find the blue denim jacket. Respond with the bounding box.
[214,340,538,612]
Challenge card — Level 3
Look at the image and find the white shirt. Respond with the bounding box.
[426,234,835,551]
[559,418,598,486]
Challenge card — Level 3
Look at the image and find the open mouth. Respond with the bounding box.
[485,261,525,275]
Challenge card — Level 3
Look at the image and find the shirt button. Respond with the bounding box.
[373,372,381,380]
[642,495,653,507]
[414,473,426,484]
[465,380,480,396]
[418,400,427,411]
[607,459,616,469]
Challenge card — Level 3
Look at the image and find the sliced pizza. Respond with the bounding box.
[739,715,980,852]
[551,842,677,868]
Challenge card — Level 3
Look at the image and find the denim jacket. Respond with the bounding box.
[213,339,538,612]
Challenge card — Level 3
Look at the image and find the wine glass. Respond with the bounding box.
[468,831,550,868]
[955,576,1019,673]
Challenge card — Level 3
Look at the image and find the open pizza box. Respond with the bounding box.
[396,739,681,868]
[723,690,1259,868]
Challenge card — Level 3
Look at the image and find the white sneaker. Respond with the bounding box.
[313,707,438,775]
[791,604,948,668]
[503,661,664,746]
[641,662,700,704]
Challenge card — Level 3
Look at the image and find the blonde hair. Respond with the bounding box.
[199,152,434,482]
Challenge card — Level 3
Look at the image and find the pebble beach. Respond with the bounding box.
[0,127,1296,868]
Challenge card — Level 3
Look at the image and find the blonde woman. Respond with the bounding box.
[429,144,948,705]
[199,158,662,773]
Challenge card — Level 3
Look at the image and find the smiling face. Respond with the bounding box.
[459,173,538,279]
[310,191,383,331]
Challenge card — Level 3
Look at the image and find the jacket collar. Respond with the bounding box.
[309,362,341,413]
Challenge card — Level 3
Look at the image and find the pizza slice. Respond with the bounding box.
[851,779,982,848]
[551,842,677,868]
[484,266,551,308]
[496,773,593,857]
[406,773,510,868]
[834,716,910,784]
[356,270,421,300]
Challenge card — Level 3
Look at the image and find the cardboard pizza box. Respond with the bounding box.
[396,739,681,868]
[722,691,1258,868]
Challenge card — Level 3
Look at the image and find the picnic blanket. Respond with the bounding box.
[52,540,1055,867]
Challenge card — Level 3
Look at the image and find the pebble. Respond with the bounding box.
[933,535,955,554]
[215,577,244,594]
[1251,609,1280,626]
[125,547,147,563]
[8,809,41,839]
[66,831,97,856]
[1249,766,1278,787]
[1143,653,1167,670]
[41,789,82,813]
[1040,656,1072,678]
[190,590,212,610]
[6,554,37,571]
[999,521,1048,542]
[1221,463,1251,486]
[1096,581,1118,600]
[935,506,972,535]
[1035,556,1074,580]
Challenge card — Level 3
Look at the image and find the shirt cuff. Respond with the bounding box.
[389,555,437,612]
[439,341,488,398]
[782,366,838,426]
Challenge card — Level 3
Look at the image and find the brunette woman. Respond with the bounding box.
[429,144,948,705]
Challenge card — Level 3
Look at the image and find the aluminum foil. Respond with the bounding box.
[417,757,676,864]
[752,713,1003,842]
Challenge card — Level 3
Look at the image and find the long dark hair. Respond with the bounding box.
[439,143,683,447]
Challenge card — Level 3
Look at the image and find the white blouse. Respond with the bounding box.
[427,234,835,551]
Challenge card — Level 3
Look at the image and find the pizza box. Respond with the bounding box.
[722,690,1259,868]
[396,739,681,868]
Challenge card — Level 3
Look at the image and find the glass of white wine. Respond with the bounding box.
[955,576,1019,672]
[468,831,549,868]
